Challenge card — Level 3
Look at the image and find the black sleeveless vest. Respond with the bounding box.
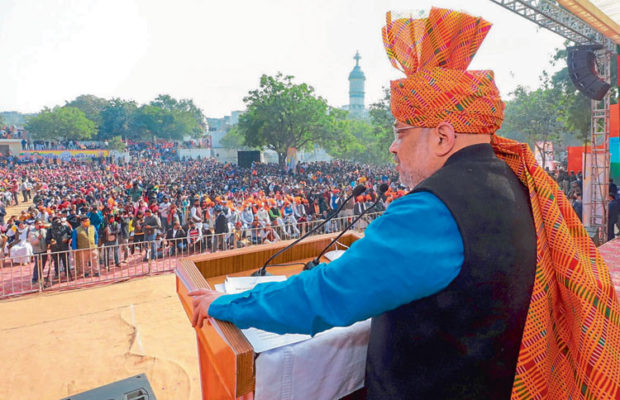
[365,144,537,399]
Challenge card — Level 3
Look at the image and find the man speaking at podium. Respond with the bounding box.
[190,8,620,400]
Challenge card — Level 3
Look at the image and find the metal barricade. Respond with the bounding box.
[0,211,384,299]
[0,255,40,298]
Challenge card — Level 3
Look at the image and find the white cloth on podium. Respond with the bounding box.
[254,319,371,400]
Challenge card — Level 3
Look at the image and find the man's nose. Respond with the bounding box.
[389,139,398,154]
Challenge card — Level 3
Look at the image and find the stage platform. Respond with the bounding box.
[1,239,618,400]
[599,238,620,297]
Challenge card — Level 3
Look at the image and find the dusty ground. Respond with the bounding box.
[0,273,201,400]
[4,199,34,219]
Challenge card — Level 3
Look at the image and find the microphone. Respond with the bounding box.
[251,185,367,276]
[304,183,388,271]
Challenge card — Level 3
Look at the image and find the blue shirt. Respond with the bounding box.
[209,192,464,335]
[87,211,103,230]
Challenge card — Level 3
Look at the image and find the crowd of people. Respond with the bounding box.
[0,155,401,284]
[549,168,619,241]
[0,135,209,163]
[0,125,26,140]
[0,141,617,285]
[549,169,586,219]
[21,140,102,151]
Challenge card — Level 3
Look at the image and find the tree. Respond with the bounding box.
[0,111,31,126]
[129,105,168,140]
[237,73,339,166]
[129,104,198,141]
[150,94,207,138]
[107,135,126,151]
[325,94,394,165]
[327,119,378,163]
[65,94,108,129]
[368,87,397,164]
[220,126,246,148]
[26,107,96,141]
[99,99,138,140]
[0,113,5,128]
[499,80,565,167]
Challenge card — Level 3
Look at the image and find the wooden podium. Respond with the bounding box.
[175,232,363,400]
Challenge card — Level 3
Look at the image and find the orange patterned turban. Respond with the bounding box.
[383,7,504,133]
[384,7,620,400]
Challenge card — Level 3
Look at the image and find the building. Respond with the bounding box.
[348,51,368,119]
[0,139,23,156]
[205,111,244,163]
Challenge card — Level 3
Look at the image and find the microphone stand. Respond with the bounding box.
[305,186,387,271]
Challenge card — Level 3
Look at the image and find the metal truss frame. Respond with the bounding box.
[489,0,614,50]
[586,50,611,240]
[489,0,613,237]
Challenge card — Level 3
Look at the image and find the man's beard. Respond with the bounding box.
[399,170,427,190]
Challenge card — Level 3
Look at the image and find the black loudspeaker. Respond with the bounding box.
[567,44,611,101]
[60,374,156,400]
[237,150,261,168]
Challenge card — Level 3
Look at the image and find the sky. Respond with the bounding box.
[0,0,568,118]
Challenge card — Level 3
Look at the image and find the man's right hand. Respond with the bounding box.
[188,289,224,329]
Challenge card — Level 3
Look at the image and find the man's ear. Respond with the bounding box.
[433,122,457,156]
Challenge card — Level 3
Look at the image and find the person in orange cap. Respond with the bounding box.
[353,194,366,214]
[252,202,279,244]
[353,194,369,230]
[256,202,271,227]
[293,196,308,235]
[189,199,203,232]
[190,7,619,400]
[233,220,249,248]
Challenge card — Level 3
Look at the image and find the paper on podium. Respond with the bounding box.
[224,275,287,294]
[215,276,312,353]
[241,328,311,354]
[324,249,346,261]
